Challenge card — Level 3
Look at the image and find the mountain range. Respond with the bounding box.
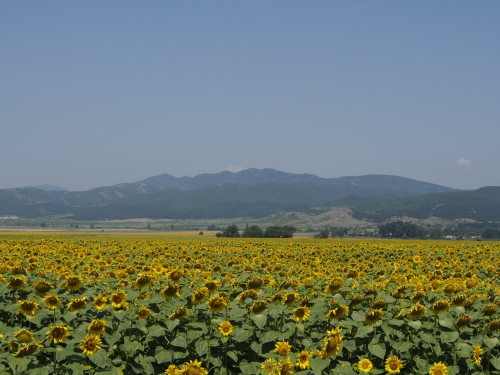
[1,168,499,223]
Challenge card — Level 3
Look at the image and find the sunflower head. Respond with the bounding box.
[88,319,107,335]
[18,300,39,316]
[8,276,26,289]
[364,309,383,325]
[218,321,233,336]
[169,306,188,320]
[15,329,34,343]
[80,335,102,355]
[429,362,448,375]
[407,304,426,320]
[431,300,450,314]
[44,294,62,310]
[33,280,53,295]
[14,342,43,358]
[250,300,267,314]
[274,341,292,356]
[68,297,87,312]
[206,295,228,312]
[293,306,311,321]
[46,324,70,344]
[137,307,152,320]
[326,305,349,321]
[385,355,403,374]
[472,345,483,365]
[93,294,107,310]
[296,350,311,370]
[454,314,472,329]
[181,359,208,375]
[357,358,373,373]
[64,276,83,291]
[162,284,181,299]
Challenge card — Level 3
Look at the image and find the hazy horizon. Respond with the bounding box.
[2,2,499,191]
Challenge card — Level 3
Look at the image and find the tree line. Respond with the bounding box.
[216,224,296,238]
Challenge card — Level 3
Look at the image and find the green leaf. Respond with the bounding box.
[392,341,411,352]
[455,342,472,358]
[438,318,455,329]
[310,357,330,375]
[260,330,281,344]
[440,331,459,344]
[187,329,204,340]
[155,349,172,364]
[171,335,188,348]
[148,324,166,337]
[483,336,499,349]
[240,361,261,375]
[66,363,86,375]
[420,332,436,343]
[368,343,386,359]
[491,357,500,371]
[354,325,373,338]
[251,313,267,329]
[195,339,209,356]
[89,349,108,368]
[388,319,405,326]
[227,350,239,362]
[56,347,68,362]
[408,320,422,330]
[165,319,180,331]
[233,327,254,342]
[351,311,365,322]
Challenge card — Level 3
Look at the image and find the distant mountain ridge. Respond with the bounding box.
[1,168,499,223]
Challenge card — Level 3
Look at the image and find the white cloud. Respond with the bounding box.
[225,166,246,173]
[457,158,472,167]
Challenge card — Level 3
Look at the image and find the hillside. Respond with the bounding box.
[2,169,499,223]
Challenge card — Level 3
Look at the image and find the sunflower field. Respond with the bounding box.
[0,234,498,375]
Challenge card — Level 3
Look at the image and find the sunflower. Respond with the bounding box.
[32,280,53,295]
[281,292,299,307]
[134,273,155,289]
[293,306,311,322]
[191,287,208,304]
[218,321,233,336]
[169,306,188,320]
[168,270,183,282]
[481,303,498,316]
[18,299,39,316]
[93,294,107,310]
[80,335,102,355]
[137,307,152,320]
[325,277,344,293]
[407,304,426,320]
[472,345,482,365]
[206,295,228,312]
[64,276,83,290]
[296,350,311,370]
[250,300,268,314]
[454,314,472,329]
[429,362,447,375]
[180,359,208,375]
[88,319,107,335]
[239,289,259,303]
[350,294,364,305]
[204,279,221,292]
[486,319,500,333]
[8,276,26,289]
[162,284,181,299]
[261,358,278,373]
[68,297,87,312]
[357,358,373,372]
[411,290,426,302]
[277,357,294,375]
[319,327,343,358]
[110,290,128,308]
[371,298,387,309]
[274,341,292,356]
[15,329,34,343]
[46,324,70,344]
[14,342,43,358]
[44,294,62,310]
[164,364,181,375]
[364,309,383,325]
[385,356,403,374]
[326,305,349,321]
[247,276,265,290]
[431,300,450,314]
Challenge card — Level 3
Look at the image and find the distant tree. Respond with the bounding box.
[242,225,264,238]
[330,226,349,237]
[482,227,500,239]
[429,227,443,239]
[317,229,329,239]
[220,224,240,237]
[264,225,296,238]
[378,221,426,238]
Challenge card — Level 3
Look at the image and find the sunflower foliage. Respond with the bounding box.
[0,235,498,374]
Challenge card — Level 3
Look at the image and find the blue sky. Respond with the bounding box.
[1,1,499,191]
